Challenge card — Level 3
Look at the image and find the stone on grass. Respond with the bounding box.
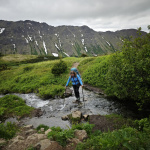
[61,115,69,121]
[72,111,82,119]
[40,128,45,132]
[45,129,52,135]
[74,130,88,141]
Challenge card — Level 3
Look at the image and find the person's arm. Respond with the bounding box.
[66,76,71,87]
[77,75,83,86]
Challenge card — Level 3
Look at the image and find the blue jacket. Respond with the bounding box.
[66,74,83,86]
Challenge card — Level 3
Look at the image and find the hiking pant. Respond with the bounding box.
[73,84,80,99]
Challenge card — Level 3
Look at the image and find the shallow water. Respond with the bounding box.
[1,87,134,128]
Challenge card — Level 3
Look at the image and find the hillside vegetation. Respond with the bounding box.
[78,28,150,110]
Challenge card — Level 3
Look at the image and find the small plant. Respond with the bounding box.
[36,124,49,132]
[80,53,88,57]
[47,126,74,147]
[0,122,18,140]
[51,60,67,76]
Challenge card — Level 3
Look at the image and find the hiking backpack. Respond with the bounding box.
[71,68,81,78]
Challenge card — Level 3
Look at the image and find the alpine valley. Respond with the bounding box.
[0,20,146,57]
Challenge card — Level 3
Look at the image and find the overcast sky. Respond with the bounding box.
[0,0,150,32]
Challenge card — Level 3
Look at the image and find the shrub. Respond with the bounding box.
[47,126,74,147]
[36,124,49,132]
[80,53,88,57]
[51,60,67,76]
[0,122,18,140]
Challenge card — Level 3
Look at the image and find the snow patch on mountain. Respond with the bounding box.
[52,53,58,57]
[28,35,32,41]
[63,52,70,57]
[55,43,60,50]
[25,38,29,43]
[81,39,84,45]
[0,28,5,34]
[81,34,83,37]
[43,41,47,54]
[106,41,111,46]
[35,41,38,46]
[13,44,16,49]
[84,46,88,52]
[73,34,76,37]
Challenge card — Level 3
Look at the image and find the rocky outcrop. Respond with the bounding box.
[72,111,82,119]
[74,130,88,141]
[0,20,146,56]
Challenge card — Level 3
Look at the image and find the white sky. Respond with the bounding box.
[0,0,150,32]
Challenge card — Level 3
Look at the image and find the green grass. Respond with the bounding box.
[0,95,34,119]
[0,57,84,97]
[0,122,18,140]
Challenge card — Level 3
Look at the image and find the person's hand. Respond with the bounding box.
[65,86,67,89]
[81,85,84,88]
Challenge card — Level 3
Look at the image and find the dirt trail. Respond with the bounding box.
[71,62,80,68]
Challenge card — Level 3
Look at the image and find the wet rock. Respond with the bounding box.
[23,124,33,130]
[61,115,69,121]
[45,129,52,135]
[65,88,73,97]
[72,111,82,119]
[36,139,51,150]
[83,114,89,120]
[74,130,88,141]
[31,108,43,117]
[44,141,63,150]
[65,138,81,150]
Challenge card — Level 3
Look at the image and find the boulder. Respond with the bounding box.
[37,134,47,140]
[65,138,81,150]
[44,141,63,150]
[45,129,52,136]
[61,115,69,121]
[74,130,88,141]
[34,143,41,150]
[23,124,33,130]
[25,133,38,147]
[36,139,51,150]
[72,111,82,119]
[25,129,36,136]
[65,88,73,97]
[83,114,89,120]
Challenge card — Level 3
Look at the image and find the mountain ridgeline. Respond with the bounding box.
[0,20,146,57]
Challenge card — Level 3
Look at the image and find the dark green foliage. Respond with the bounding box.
[47,126,74,147]
[51,60,67,76]
[0,95,33,118]
[0,122,18,140]
[106,28,150,109]
[72,122,95,135]
[76,127,150,150]
[36,124,49,132]
[80,53,88,57]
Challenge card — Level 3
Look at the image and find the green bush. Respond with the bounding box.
[47,126,74,147]
[36,124,49,132]
[51,60,67,76]
[0,122,18,140]
[80,53,88,57]
[0,95,34,118]
[76,127,150,150]
[38,85,65,99]
[106,28,150,109]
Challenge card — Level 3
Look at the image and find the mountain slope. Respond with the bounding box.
[0,20,146,56]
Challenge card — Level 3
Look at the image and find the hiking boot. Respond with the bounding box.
[73,98,80,103]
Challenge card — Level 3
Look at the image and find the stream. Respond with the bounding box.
[1,87,134,129]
